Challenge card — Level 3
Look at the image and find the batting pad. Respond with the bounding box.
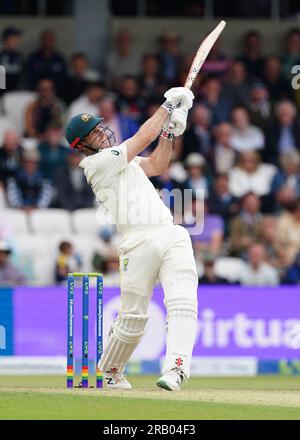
[163,297,198,379]
[98,313,149,372]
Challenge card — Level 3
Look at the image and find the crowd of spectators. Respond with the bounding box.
[1,25,300,285]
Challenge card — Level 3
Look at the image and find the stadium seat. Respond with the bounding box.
[72,209,101,235]
[1,209,29,234]
[32,256,55,285]
[2,91,36,134]
[214,257,246,282]
[16,234,51,258]
[69,234,95,272]
[74,234,109,272]
[14,234,52,284]
[29,209,72,234]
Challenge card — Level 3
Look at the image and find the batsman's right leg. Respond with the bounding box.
[99,230,160,389]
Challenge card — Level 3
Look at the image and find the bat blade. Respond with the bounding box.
[185,20,226,89]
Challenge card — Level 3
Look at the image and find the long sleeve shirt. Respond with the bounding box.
[7,170,52,208]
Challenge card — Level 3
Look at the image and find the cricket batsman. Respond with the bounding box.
[65,87,198,391]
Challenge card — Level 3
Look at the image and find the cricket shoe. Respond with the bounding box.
[156,367,185,391]
[104,368,132,390]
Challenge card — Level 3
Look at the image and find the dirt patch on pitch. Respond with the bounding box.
[1,387,300,408]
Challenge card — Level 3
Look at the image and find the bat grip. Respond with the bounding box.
[168,99,183,131]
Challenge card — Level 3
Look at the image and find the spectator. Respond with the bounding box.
[93,227,119,274]
[237,30,265,81]
[277,200,300,265]
[99,253,120,287]
[0,241,26,285]
[99,97,138,145]
[239,242,279,286]
[208,174,240,235]
[0,130,23,186]
[38,125,70,182]
[271,150,300,209]
[283,251,300,285]
[24,78,64,138]
[116,75,145,123]
[151,165,187,216]
[264,100,300,165]
[55,241,82,283]
[229,151,277,199]
[157,29,183,86]
[138,53,166,100]
[201,76,232,126]
[0,27,23,91]
[229,192,263,257]
[6,149,52,211]
[185,199,224,258]
[55,151,94,210]
[199,253,230,285]
[258,216,285,270]
[222,61,250,107]
[107,28,140,87]
[282,28,300,81]
[201,38,231,78]
[181,104,212,163]
[213,122,236,174]
[248,82,271,131]
[63,52,101,104]
[231,106,265,153]
[138,97,161,155]
[68,81,105,120]
[263,56,292,104]
[184,153,209,200]
[27,30,66,96]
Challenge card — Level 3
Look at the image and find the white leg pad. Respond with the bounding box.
[163,296,198,379]
[98,313,149,372]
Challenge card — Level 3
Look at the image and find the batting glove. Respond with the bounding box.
[169,105,188,137]
[163,87,194,110]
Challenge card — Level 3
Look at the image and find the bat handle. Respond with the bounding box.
[168,99,184,131]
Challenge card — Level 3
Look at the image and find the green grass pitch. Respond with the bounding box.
[0,375,300,420]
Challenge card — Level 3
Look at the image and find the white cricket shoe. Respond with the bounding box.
[156,367,185,391]
[104,368,132,390]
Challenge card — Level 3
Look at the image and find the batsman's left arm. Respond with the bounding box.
[139,134,173,177]
[139,105,189,177]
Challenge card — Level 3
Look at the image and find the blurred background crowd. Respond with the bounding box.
[1,21,300,286]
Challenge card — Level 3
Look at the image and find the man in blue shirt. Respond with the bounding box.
[26,30,66,97]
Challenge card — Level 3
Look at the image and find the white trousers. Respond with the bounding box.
[118,224,198,377]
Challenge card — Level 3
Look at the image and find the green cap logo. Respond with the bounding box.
[81,113,92,122]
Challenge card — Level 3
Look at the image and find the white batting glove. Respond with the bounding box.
[169,105,188,137]
[163,87,194,110]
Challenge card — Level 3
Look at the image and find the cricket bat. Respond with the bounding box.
[168,21,226,131]
[184,20,227,90]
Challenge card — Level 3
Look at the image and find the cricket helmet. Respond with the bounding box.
[65,113,104,149]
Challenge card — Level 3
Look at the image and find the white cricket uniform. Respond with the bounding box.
[80,142,198,377]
